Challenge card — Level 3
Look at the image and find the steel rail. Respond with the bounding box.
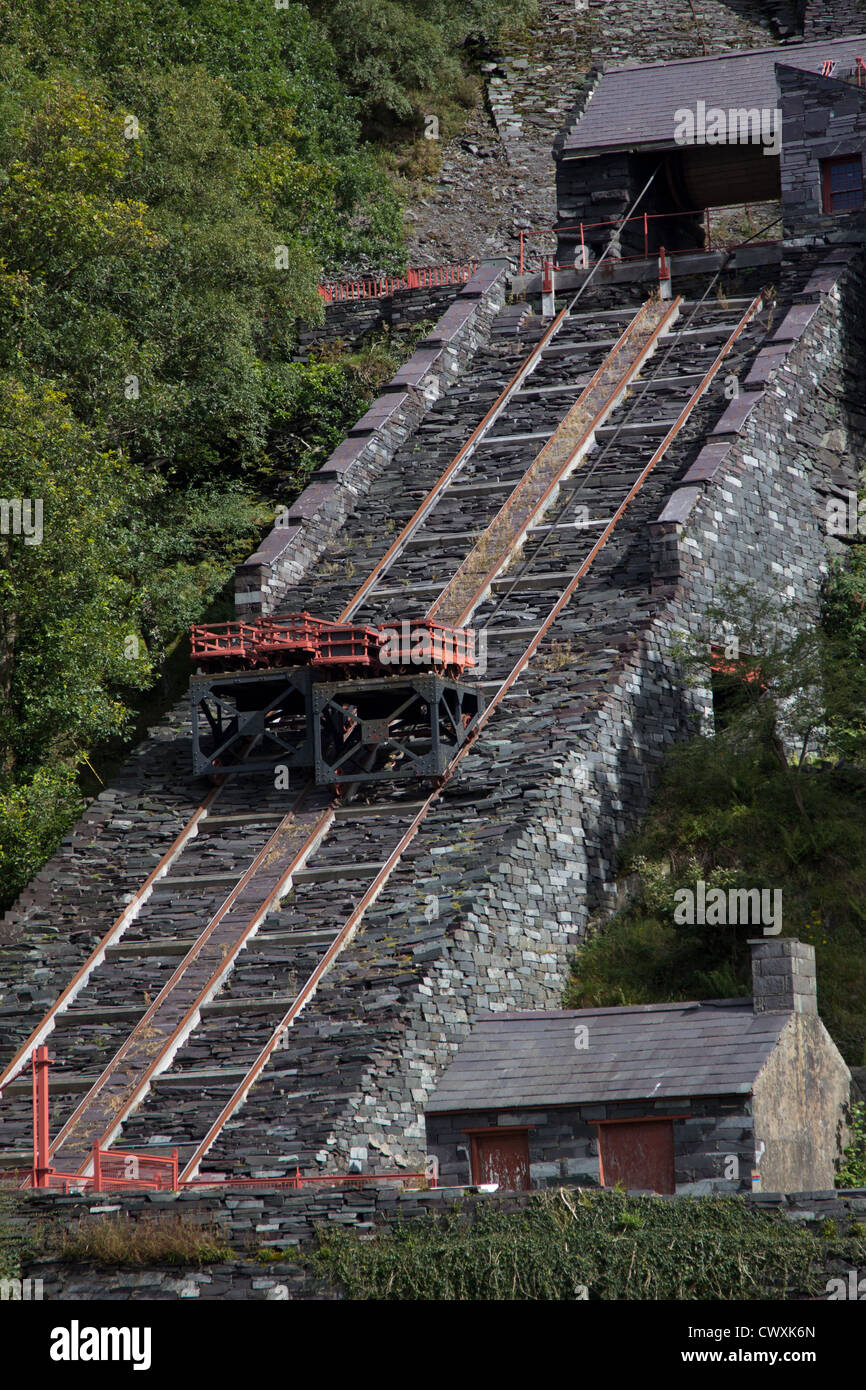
[475,289,765,645]
[178,292,764,1181]
[337,303,574,623]
[428,296,682,627]
[0,784,223,1097]
[48,794,336,1168]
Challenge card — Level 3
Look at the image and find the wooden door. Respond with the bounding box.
[598,1119,675,1194]
[471,1130,530,1191]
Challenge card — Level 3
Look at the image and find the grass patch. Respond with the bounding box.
[50,1214,233,1269]
[0,1192,34,1281]
[311,1189,866,1300]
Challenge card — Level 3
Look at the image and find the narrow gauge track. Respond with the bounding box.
[0,282,768,1181]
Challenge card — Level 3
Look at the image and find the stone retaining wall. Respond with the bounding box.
[12,1184,866,1300]
[292,282,462,359]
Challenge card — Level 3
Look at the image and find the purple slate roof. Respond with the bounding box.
[561,34,866,157]
[425,999,789,1113]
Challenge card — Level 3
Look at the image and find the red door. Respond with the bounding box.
[598,1119,675,1194]
[471,1130,531,1191]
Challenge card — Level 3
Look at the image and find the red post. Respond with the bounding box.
[31,1046,53,1188]
[92,1143,102,1193]
[644,212,648,260]
[580,221,586,268]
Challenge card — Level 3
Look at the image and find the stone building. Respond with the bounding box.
[425,939,854,1195]
[554,34,866,262]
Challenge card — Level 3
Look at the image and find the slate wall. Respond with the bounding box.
[779,64,866,241]
[12,1184,866,1300]
[425,1096,756,1194]
[292,282,463,360]
[649,250,866,602]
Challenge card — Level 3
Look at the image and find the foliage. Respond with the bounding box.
[51,1213,233,1268]
[0,764,84,910]
[836,1102,866,1189]
[311,1189,866,1300]
[305,0,536,129]
[0,0,470,903]
[564,568,866,1065]
[0,1191,33,1281]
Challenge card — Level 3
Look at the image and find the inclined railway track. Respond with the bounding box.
[0,282,768,1180]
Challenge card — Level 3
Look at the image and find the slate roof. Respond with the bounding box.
[425,1000,789,1112]
[560,35,866,157]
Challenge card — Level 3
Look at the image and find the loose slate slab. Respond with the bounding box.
[772,303,820,343]
[744,344,791,388]
[682,441,733,485]
[388,348,444,390]
[711,390,764,436]
[654,485,703,526]
[348,392,411,437]
[424,299,479,347]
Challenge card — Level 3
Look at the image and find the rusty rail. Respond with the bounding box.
[0,785,223,1098]
[428,295,681,627]
[339,303,575,622]
[51,795,336,1171]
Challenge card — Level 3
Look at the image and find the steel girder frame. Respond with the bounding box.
[312,674,485,786]
[189,666,315,777]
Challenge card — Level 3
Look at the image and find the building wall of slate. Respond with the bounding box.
[425,1095,756,1194]
[779,64,866,242]
[12,1183,866,1300]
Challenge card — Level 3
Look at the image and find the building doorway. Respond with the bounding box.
[597,1118,676,1194]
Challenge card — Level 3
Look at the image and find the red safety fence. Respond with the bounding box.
[190,613,478,676]
[318,260,480,303]
[7,1047,439,1195]
[11,1145,178,1194]
[518,202,782,273]
[188,622,260,665]
[186,1167,436,1191]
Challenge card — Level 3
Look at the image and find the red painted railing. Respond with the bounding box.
[318,260,479,303]
[1,1047,437,1194]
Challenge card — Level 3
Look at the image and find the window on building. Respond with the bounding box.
[821,156,864,214]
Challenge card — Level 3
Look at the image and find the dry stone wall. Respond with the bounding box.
[11,1184,866,1300]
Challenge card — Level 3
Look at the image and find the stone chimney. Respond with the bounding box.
[749,938,817,1015]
